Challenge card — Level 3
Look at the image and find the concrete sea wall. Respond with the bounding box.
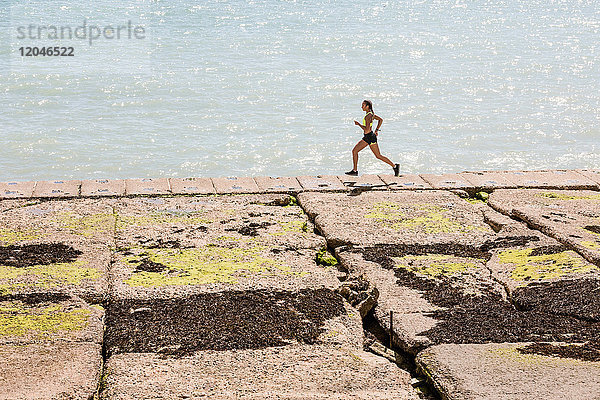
[1,169,600,399]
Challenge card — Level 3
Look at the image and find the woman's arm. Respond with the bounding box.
[373,114,383,134]
[354,114,373,134]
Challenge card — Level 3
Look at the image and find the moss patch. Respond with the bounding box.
[0,227,43,245]
[538,192,600,201]
[365,202,487,234]
[497,247,597,282]
[53,212,115,238]
[316,247,338,266]
[0,260,101,296]
[0,299,90,338]
[123,246,290,287]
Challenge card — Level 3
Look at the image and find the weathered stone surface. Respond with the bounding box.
[299,191,495,247]
[337,174,388,191]
[379,174,431,190]
[338,248,505,354]
[0,181,35,199]
[114,194,323,250]
[416,343,600,400]
[420,173,475,190]
[488,189,600,265]
[460,171,518,190]
[0,342,102,400]
[125,178,171,195]
[81,179,126,197]
[297,175,346,191]
[102,343,419,400]
[32,180,81,198]
[254,176,303,193]
[0,240,110,303]
[0,198,116,246]
[169,177,215,195]
[213,176,260,194]
[498,170,598,189]
[0,199,38,213]
[0,295,104,345]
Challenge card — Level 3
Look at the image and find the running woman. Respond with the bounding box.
[346,100,400,176]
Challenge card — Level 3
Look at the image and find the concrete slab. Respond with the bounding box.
[297,175,346,191]
[337,174,388,191]
[379,174,432,190]
[420,173,476,190]
[168,177,215,195]
[488,189,600,266]
[416,343,600,400]
[102,344,419,400]
[298,191,495,248]
[125,178,171,196]
[32,180,80,198]
[114,195,324,250]
[499,170,598,190]
[0,181,35,199]
[0,295,104,345]
[0,199,39,213]
[0,240,111,303]
[460,171,518,190]
[254,176,303,193]
[212,176,260,194]
[0,342,102,400]
[576,169,600,186]
[337,247,506,355]
[81,179,126,197]
[0,198,116,246]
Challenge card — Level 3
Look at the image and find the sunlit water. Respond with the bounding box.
[1,0,599,181]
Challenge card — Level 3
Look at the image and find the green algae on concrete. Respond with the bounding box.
[316,247,338,267]
[0,260,101,296]
[366,202,487,234]
[0,227,43,245]
[497,248,598,282]
[0,302,90,338]
[538,192,600,201]
[52,212,115,238]
[581,241,600,250]
[394,254,480,279]
[123,245,291,287]
[116,210,211,229]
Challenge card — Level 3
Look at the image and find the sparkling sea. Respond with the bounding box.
[1,0,599,181]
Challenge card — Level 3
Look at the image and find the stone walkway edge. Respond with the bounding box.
[1,169,598,199]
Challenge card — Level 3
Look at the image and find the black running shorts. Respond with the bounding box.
[362,131,377,144]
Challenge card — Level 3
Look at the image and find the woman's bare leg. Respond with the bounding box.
[351,140,369,171]
[369,143,395,167]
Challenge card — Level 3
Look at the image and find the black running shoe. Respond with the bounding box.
[345,170,358,176]
[393,164,400,177]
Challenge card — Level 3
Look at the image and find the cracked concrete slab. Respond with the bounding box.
[213,177,260,194]
[337,174,388,191]
[298,191,496,248]
[488,189,600,265]
[0,198,116,247]
[577,169,600,186]
[0,342,102,400]
[102,343,420,400]
[297,175,346,191]
[420,173,475,190]
[416,343,600,400]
